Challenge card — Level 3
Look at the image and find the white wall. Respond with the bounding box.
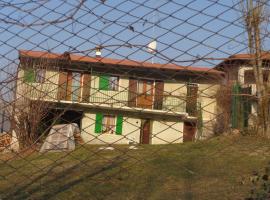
[151,120,183,144]
[81,112,141,144]
[81,111,184,145]
[199,84,219,121]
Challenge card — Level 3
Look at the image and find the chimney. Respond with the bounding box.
[95,46,101,58]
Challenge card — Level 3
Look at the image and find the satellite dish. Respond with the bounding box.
[147,40,157,54]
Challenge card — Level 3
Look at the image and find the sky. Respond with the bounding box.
[0,0,268,78]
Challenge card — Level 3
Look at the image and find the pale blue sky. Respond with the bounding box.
[0,0,267,77]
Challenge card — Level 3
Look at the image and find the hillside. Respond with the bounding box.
[0,135,270,200]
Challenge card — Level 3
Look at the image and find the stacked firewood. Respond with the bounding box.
[0,133,11,150]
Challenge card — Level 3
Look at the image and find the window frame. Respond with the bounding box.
[102,115,116,134]
[108,76,119,91]
[35,68,46,83]
[138,80,153,95]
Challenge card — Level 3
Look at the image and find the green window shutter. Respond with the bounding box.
[116,115,123,135]
[95,113,103,133]
[231,83,241,128]
[99,75,109,90]
[24,69,35,83]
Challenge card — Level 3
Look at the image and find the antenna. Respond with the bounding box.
[148,3,159,64]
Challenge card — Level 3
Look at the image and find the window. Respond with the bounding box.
[138,81,143,94]
[138,80,153,95]
[145,81,152,95]
[24,68,46,83]
[35,69,46,83]
[186,83,198,116]
[102,115,115,134]
[109,76,119,91]
[99,75,119,91]
[95,114,123,135]
[71,72,81,102]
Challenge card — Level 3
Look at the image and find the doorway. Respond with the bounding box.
[140,119,151,144]
[183,122,197,142]
[137,80,154,109]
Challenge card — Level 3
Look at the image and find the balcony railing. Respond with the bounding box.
[24,84,188,113]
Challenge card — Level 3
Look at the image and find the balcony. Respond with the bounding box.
[22,83,189,118]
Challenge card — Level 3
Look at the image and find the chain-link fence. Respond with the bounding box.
[0,0,270,199]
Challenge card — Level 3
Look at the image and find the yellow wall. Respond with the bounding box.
[163,82,186,112]
[199,84,219,121]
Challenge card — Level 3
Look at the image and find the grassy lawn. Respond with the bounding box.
[0,135,270,200]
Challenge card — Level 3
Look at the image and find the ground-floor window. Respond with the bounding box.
[102,115,116,134]
[95,113,123,135]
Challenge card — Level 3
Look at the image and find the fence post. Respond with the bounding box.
[1,109,5,133]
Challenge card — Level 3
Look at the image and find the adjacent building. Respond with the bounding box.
[215,52,270,129]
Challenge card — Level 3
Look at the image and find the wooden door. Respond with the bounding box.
[58,72,68,100]
[66,72,73,101]
[71,72,81,102]
[81,73,91,103]
[140,120,151,144]
[183,122,196,142]
[154,80,164,110]
[128,78,138,107]
[137,80,153,109]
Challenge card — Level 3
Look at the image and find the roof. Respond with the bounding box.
[228,52,270,60]
[215,52,270,69]
[19,49,224,75]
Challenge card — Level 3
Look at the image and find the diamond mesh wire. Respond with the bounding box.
[0,0,269,199]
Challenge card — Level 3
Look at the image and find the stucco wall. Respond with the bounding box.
[196,84,219,140]
[81,111,184,145]
[163,81,186,112]
[81,112,141,144]
[151,120,183,144]
[17,68,59,101]
[18,68,219,122]
[199,84,219,121]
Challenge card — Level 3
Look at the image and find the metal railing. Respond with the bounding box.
[25,84,187,113]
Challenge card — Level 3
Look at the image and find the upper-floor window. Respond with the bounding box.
[99,75,119,91]
[138,80,153,95]
[24,68,46,83]
[71,72,81,102]
[35,69,46,83]
[186,83,198,116]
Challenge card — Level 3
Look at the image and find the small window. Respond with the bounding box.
[35,69,46,83]
[102,115,115,134]
[108,76,119,91]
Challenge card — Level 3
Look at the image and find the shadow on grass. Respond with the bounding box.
[3,155,126,200]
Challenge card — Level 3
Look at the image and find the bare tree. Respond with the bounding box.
[3,59,52,149]
[240,0,270,137]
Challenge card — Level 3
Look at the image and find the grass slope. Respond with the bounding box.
[0,135,270,200]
